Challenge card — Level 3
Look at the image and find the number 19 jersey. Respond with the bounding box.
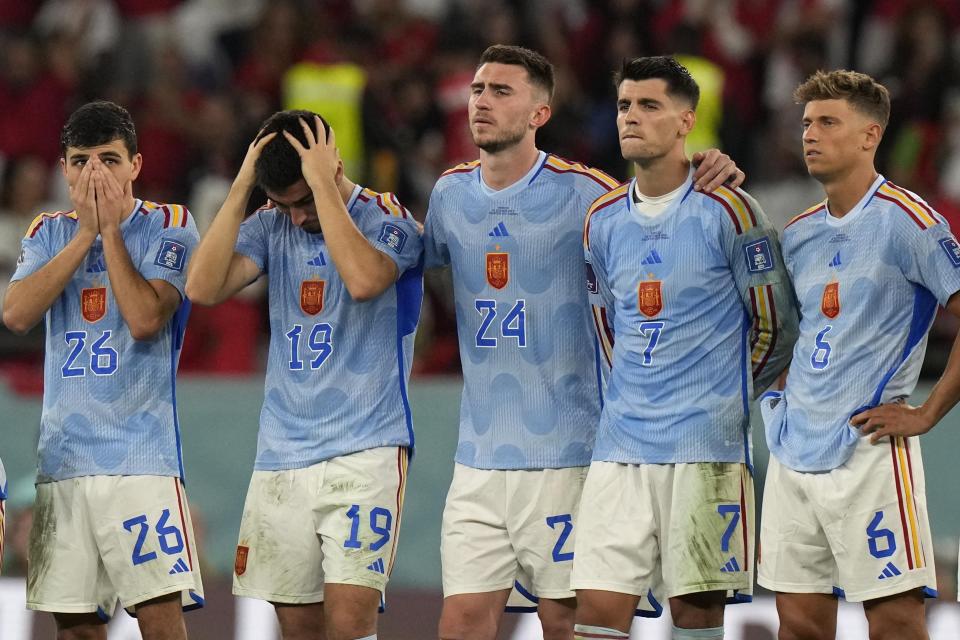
[235,185,423,471]
[423,152,619,470]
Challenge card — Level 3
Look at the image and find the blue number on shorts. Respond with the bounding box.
[475,299,526,348]
[717,504,741,553]
[287,323,334,370]
[62,331,87,378]
[369,507,392,552]
[866,511,896,559]
[62,331,118,377]
[123,514,158,566]
[343,505,393,551]
[546,514,574,562]
[811,325,833,370]
[156,509,184,555]
[344,504,363,549]
[637,321,665,366]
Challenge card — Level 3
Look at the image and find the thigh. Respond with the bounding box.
[820,436,936,602]
[757,455,836,595]
[233,466,326,603]
[27,479,116,616]
[92,475,203,613]
[775,592,838,640]
[862,588,927,640]
[510,466,587,601]
[316,447,407,595]
[322,583,381,638]
[662,462,753,599]
[439,589,512,640]
[570,462,661,612]
[274,602,326,640]
[441,465,516,596]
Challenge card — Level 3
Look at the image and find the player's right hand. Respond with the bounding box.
[235,131,277,190]
[71,159,99,238]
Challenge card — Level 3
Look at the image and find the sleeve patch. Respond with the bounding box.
[939,236,960,268]
[744,237,775,273]
[154,239,187,271]
[586,261,599,294]
[378,222,408,254]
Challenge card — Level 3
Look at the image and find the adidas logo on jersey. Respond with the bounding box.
[367,558,385,574]
[488,222,509,237]
[877,562,901,579]
[720,557,741,573]
[86,255,106,273]
[829,252,842,268]
[168,558,190,575]
[641,249,663,265]
[307,253,326,267]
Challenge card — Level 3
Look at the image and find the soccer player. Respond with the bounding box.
[1,101,203,639]
[572,56,798,640]
[757,70,960,640]
[185,110,422,640]
[425,45,745,640]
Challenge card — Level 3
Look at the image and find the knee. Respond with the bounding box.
[867,617,925,640]
[438,605,498,640]
[325,610,375,640]
[778,623,833,640]
[538,612,574,640]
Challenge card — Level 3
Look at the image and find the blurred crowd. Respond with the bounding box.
[1,0,959,376]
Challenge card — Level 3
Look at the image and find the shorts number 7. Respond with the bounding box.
[717,504,741,553]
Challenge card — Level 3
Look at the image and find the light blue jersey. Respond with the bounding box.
[11,201,198,483]
[584,173,798,464]
[235,185,423,471]
[764,176,960,472]
[423,152,620,470]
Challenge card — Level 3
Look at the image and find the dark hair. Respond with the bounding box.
[614,56,700,109]
[478,44,555,101]
[60,101,138,157]
[254,110,331,193]
[794,70,890,128]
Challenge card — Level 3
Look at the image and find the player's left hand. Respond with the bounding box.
[691,149,745,192]
[91,157,129,232]
[850,401,934,444]
[283,116,339,190]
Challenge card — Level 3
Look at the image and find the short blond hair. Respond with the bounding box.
[794,70,890,128]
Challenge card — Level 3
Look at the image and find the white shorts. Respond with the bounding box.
[27,475,204,617]
[758,435,936,602]
[441,464,587,603]
[571,461,754,608]
[232,446,408,603]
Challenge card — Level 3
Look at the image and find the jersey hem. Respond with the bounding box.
[253,443,409,472]
[232,586,325,604]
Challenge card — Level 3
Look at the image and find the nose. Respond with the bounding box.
[803,123,817,143]
[290,207,309,226]
[473,88,491,110]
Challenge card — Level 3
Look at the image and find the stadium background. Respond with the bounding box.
[1,0,960,637]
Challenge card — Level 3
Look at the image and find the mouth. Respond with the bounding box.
[805,150,820,158]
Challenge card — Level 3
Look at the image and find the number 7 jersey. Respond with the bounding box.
[11,201,198,483]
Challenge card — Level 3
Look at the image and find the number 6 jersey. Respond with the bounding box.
[11,201,198,482]
[767,176,960,472]
[235,185,423,471]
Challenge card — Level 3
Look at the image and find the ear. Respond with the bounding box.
[60,157,67,179]
[862,122,883,151]
[530,103,552,130]
[129,153,143,182]
[679,109,696,137]
[335,159,344,185]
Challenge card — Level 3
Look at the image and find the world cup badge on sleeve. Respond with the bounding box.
[486,252,509,290]
[300,280,325,315]
[235,545,249,576]
[81,287,107,323]
[638,277,662,318]
[821,281,840,319]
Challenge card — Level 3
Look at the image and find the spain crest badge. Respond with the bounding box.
[486,252,509,290]
[821,281,840,319]
[81,287,107,323]
[234,545,249,576]
[638,278,662,318]
[300,280,325,315]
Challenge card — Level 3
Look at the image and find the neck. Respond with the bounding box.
[479,140,540,190]
[632,147,690,197]
[823,163,879,218]
[119,195,138,222]
[337,176,357,205]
